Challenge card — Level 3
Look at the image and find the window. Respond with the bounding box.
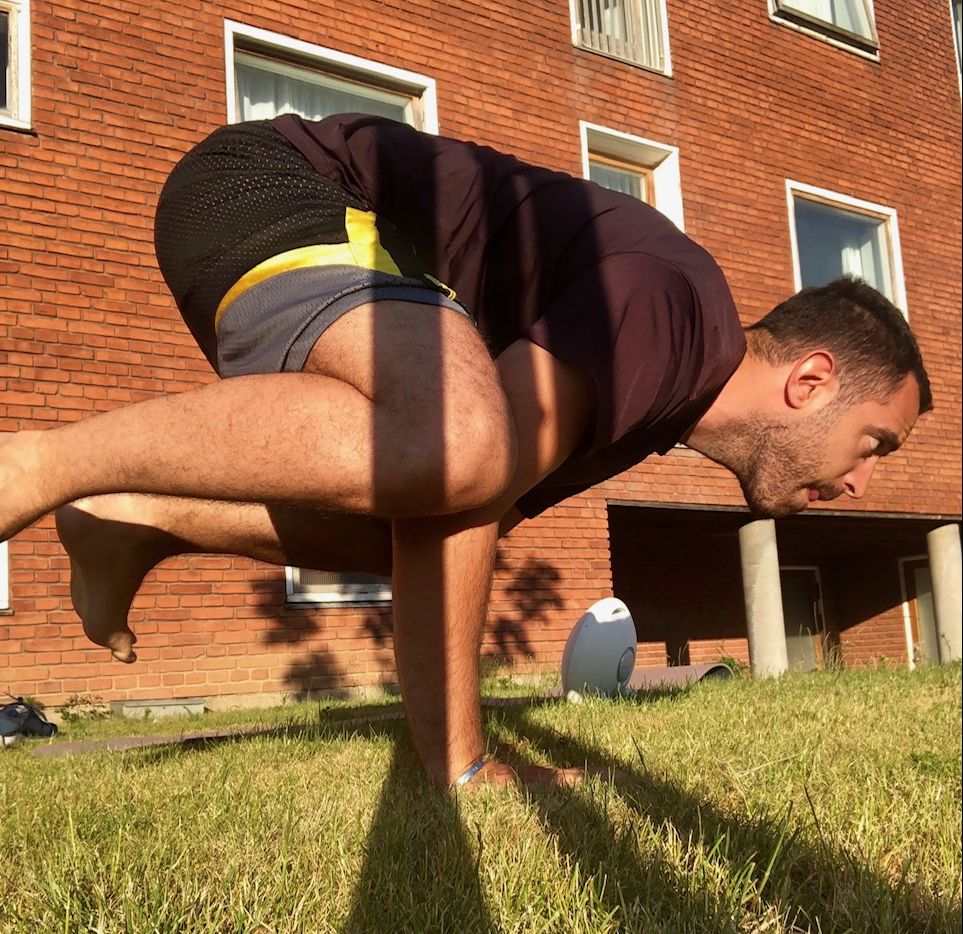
[0,541,9,613]
[581,122,685,230]
[571,0,670,73]
[0,0,30,130]
[589,153,653,203]
[285,568,391,605]
[225,21,437,130]
[787,181,906,310]
[899,557,939,667]
[226,21,439,602]
[235,53,413,125]
[780,567,826,672]
[770,0,879,56]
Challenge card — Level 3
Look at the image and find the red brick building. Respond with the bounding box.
[2,1,961,705]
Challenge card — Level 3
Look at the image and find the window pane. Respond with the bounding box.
[298,569,387,589]
[779,0,874,40]
[589,159,647,201]
[913,565,940,663]
[236,56,409,123]
[1,10,9,112]
[599,0,629,41]
[794,198,892,298]
[294,568,391,602]
[574,0,665,70]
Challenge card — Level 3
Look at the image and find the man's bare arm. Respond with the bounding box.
[390,337,594,786]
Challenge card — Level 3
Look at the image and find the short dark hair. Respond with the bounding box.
[746,277,932,414]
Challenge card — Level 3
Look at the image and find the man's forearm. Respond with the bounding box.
[390,513,499,785]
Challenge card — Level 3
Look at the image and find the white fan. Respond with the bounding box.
[560,597,637,697]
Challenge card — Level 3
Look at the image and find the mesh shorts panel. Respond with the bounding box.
[153,120,366,366]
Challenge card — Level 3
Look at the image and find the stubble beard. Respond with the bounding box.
[707,407,841,519]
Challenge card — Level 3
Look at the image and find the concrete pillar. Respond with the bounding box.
[739,519,788,678]
[926,524,962,663]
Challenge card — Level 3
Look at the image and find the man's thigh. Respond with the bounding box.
[305,299,516,510]
[302,298,500,404]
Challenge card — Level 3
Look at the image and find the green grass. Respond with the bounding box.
[1,665,960,933]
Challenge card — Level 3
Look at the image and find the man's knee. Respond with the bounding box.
[448,400,517,510]
[381,396,517,516]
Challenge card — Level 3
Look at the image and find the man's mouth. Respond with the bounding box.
[807,486,842,503]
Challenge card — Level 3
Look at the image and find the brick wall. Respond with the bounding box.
[1,1,960,703]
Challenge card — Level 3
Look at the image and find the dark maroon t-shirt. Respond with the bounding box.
[271,113,746,517]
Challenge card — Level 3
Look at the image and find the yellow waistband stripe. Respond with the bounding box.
[214,207,403,331]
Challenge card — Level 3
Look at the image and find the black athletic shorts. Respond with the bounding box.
[153,120,469,376]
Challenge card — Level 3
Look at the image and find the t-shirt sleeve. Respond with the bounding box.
[522,252,701,454]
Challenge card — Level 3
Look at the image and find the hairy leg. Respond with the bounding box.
[0,301,515,541]
[55,494,391,661]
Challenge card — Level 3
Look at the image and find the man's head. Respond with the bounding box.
[745,277,932,413]
[703,277,931,519]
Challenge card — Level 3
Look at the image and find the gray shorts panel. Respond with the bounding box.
[215,265,473,377]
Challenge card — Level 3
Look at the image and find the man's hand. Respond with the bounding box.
[458,759,615,791]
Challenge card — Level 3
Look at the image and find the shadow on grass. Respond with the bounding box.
[128,716,494,931]
[107,690,957,933]
[342,743,496,934]
[500,704,959,934]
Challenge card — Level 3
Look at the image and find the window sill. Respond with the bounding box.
[285,597,392,608]
[770,12,880,62]
[574,42,671,78]
[0,119,36,135]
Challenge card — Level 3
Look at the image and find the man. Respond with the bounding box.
[0,114,930,788]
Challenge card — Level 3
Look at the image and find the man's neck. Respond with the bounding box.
[683,350,775,465]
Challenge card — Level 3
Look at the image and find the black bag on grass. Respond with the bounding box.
[0,697,58,745]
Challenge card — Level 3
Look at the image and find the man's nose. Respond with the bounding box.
[842,457,879,499]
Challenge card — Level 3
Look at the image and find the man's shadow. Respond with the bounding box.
[121,686,956,932]
[486,698,956,933]
[341,734,496,934]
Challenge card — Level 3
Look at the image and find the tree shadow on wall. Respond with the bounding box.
[238,568,393,700]
[487,549,564,665]
[270,551,566,700]
[276,609,397,701]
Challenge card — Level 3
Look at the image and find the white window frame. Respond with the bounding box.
[569,0,672,76]
[284,567,391,606]
[768,0,880,61]
[951,0,962,97]
[0,0,31,131]
[580,122,685,230]
[224,20,438,131]
[785,180,908,315]
[0,541,9,612]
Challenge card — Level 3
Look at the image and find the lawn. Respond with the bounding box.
[1,665,960,933]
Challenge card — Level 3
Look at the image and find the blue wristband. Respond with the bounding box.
[452,755,488,787]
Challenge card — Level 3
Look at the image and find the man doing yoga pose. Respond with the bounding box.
[0,114,930,787]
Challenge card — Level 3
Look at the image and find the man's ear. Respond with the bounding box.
[785,351,838,410]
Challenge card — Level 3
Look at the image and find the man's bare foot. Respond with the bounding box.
[55,496,175,663]
[0,431,51,540]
